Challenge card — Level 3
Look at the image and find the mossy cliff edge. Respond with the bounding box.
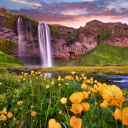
[0,8,128,62]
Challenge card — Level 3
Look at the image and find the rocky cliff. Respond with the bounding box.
[0,8,128,63]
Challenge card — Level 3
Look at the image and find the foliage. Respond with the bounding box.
[0,50,23,67]
[0,70,128,127]
[55,44,128,66]
[0,38,18,54]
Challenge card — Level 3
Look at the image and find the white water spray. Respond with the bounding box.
[38,23,53,67]
[18,17,24,61]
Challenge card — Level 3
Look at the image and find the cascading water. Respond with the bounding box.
[38,23,53,67]
[29,20,33,43]
[18,17,24,62]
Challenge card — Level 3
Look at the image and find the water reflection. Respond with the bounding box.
[93,74,128,89]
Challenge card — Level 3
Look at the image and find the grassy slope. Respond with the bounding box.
[55,44,128,66]
[0,50,23,67]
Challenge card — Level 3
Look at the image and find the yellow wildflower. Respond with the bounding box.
[81,84,87,90]
[81,102,90,111]
[69,92,83,104]
[60,97,67,104]
[17,101,23,106]
[70,116,82,128]
[31,111,36,116]
[46,85,50,89]
[7,112,13,118]
[48,119,62,128]
[100,100,108,109]
[70,104,83,114]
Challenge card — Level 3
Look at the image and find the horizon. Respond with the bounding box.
[0,0,128,28]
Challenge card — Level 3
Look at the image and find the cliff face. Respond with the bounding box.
[1,8,128,62]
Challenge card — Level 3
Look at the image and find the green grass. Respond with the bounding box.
[0,70,127,127]
[56,44,128,66]
[0,50,23,67]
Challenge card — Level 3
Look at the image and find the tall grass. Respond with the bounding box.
[0,70,128,128]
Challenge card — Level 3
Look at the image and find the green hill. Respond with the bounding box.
[0,50,23,67]
[56,44,128,66]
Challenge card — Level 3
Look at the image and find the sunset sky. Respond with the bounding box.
[0,0,128,28]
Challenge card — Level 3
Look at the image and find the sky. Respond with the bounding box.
[0,0,128,28]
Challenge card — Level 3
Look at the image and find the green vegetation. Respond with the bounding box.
[0,8,38,36]
[40,66,128,75]
[0,50,23,67]
[0,70,128,127]
[0,38,18,54]
[55,44,128,66]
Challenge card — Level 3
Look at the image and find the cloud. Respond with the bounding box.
[8,0,128,28]
[10,0,42,6]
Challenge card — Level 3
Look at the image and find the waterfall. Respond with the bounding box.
[18,17,34,64]
[18,17,24,61]
[29,20,33,43]
[38,23,53,67]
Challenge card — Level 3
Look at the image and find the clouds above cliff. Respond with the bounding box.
[1,0,128,28]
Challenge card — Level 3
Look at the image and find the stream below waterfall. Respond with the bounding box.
[13,70,128,89]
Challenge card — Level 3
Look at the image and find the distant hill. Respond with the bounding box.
[56,44,128,66]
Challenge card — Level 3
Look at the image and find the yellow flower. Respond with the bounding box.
[17,101,23,106]
[81,84,87,90]
[23,78,26,81]
[76,76,79,81]
[7,112,13,118]
[122,107,128,125]
[83,76,87,80]
[31,105,34,108]
[61,79,64,81]
[58,83,61,87]
[0,114,7,121]
[66,83,69,85]
[90,88,97,94]
[38,72,41,74]
[100,100,108,109]
[113,107,128,125]
[51,80,54,85]
[70,116,82,128]
[113,108,121,120]
[46,85,50,89]
[40,74,43,77]
[81,74,84,77]
[95,102,97,105]
[0,108,7,115]
[58,76,61,81]
[29,80,32,83]
[82,91,88,99]
[14,108,17,111]
[31,111,36,116]
[81,102,90,111]
[71,71,75,75]
[69,92,83,104]
[36,77,38,79]
[94,80,97,83]
[48,119,62,128]
[60,97,67,104]
[102,85,124,106]
[70,104,83,114]
[59,111,62,114]
[31,71,34,74]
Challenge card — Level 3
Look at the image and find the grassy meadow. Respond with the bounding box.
[0,41,128,127]
[0,69,128,128]
[55,44,128,66]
